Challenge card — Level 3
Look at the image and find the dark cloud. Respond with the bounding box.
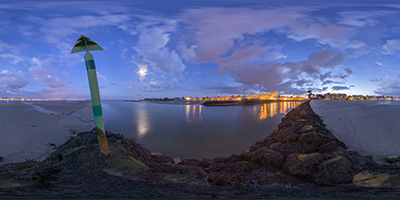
[307,48,345,69]
[332,86,350,91]
[322,80,343,85]
[337,68,352,79]
[322,80,334,85]
[218,48,345,95]
[319,72,332,81]
[306,87,328,93]
[369,78,382,83]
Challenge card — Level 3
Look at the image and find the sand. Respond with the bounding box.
[310,100,400,163]
[0,101,94,165]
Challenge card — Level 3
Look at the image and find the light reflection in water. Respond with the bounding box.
[185,104,203,123]
[136,103,150,138]
[259,101,301,120]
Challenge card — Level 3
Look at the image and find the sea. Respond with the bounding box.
[101,101,302,159]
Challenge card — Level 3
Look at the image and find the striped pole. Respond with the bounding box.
[72,35,112,156]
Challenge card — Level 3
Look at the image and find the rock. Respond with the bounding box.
[300,124,314,132]
[269,142,299,156]
[342,151,377,172]
[385,156,400,164]
[299,110,308,117]
[314,156,353,185]
[173,157,182,164]
[284,153,323,176]
[249,136,274,152]
[250,147,284,167]
[353,171,400,188]
[318,141,338,153]
[0,156,3,161]
[298,131,332,146]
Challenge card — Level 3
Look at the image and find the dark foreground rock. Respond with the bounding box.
[1,101,399,199]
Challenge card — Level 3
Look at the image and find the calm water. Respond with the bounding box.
[102,101,302,159]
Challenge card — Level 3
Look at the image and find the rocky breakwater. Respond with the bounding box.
[187,100,381,187]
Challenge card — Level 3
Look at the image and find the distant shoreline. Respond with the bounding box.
[125,99,306,106]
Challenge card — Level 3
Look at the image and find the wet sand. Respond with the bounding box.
[310,100,400,162]
[0,101,94,165]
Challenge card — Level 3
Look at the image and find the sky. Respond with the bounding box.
[1,0,400,99]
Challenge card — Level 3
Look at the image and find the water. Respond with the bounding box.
[102,101,302,159]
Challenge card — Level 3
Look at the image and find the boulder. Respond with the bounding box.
[284,153,323,176]
[385,156,400,164]
[250,147,284,167]
[342,151,377,172]
[353,171,400,188]
[314,156,353,185]
[269,142,299,156]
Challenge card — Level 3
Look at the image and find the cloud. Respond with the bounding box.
[215,48,345,94]
[383,39,400,55]
[369,78,382,83]
[319,72,332,81]
[178,7,353,64]
[331,86,350,91]
[0,69,28,93]
[0,40,28,64]
[96,71,123,87]
[374,73,400,96]
[29,57,64,88]
[133,18,186,78]
[136,79,176,92]
[322,80,334,85]
[337,11,394,27]
[307,48,345,70]
[28,14,130,44]
[337,68,352,79]
[0,53,25,64]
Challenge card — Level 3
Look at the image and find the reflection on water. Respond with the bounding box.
[136,103,150,138]
[185,104,203,123]
[102,101,303,159]
[259,101,301,120]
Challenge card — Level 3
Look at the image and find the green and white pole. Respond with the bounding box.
[71,35,112,156]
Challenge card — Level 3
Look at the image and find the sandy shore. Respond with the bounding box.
[310,100,400,162]
[0,101,94,165]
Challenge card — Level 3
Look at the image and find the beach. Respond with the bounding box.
[0,101,94,164]
[310,100,400,162]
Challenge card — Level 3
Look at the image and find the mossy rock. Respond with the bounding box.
[164,173,209,186]
[353,171,400,188]
[0,178,37,188]
[301,125,313,131]
[297,152,321,162]
[297,119,307,122]
[106,145,148,173]
[385,156,400,163]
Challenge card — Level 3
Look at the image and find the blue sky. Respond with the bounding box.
[1,0,400,99]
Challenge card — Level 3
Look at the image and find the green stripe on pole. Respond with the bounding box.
[85,60,96,70]
[92,105,103,116]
